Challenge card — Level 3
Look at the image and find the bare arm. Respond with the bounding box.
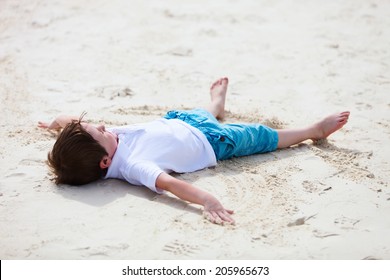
[38,115,80,130]
[156,172,235,225]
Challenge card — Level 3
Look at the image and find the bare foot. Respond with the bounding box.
[209,77,228,119]
[311,111,350,140]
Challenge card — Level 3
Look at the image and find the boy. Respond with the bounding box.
[39,77,350,225]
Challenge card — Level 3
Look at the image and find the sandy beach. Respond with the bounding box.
[1,0,389,260]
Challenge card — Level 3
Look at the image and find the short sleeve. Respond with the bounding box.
[121,161,164,194]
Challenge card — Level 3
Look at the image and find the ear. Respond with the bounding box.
[99,155,112,169]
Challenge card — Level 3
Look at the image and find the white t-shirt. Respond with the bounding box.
[104,118,217,193]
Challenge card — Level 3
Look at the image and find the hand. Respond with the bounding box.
[203,197,235,225]
[37,120,60,130]
[155,173,235,225]
[38,115,79,130]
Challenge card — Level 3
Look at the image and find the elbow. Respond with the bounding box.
[155,172,174,192]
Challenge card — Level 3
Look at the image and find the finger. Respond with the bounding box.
[226,209,234,215]
[203,211,218,224]
[204,210,234,226]
[218,211,235,225]
[211,212,223,225]
[203,211,213,221]
[38,122,49,128]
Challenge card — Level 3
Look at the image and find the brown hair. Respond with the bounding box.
[47,121,108,185]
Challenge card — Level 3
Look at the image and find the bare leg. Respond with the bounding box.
[207,77,228,120]
[277,111,350,148]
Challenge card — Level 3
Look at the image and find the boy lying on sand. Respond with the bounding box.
[39,77,350,225]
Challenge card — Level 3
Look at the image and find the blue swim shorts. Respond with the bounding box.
[164,109,279,160]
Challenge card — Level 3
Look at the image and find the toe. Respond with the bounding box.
[210,80,219,89]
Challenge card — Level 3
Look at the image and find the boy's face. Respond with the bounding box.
[82,123,118,159]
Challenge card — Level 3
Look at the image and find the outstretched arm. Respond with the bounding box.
[156,172,235,225]
[38,115,80,130]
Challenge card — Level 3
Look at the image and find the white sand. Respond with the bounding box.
[1,0,389,260]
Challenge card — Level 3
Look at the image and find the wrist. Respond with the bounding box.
[202,193,219,207]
